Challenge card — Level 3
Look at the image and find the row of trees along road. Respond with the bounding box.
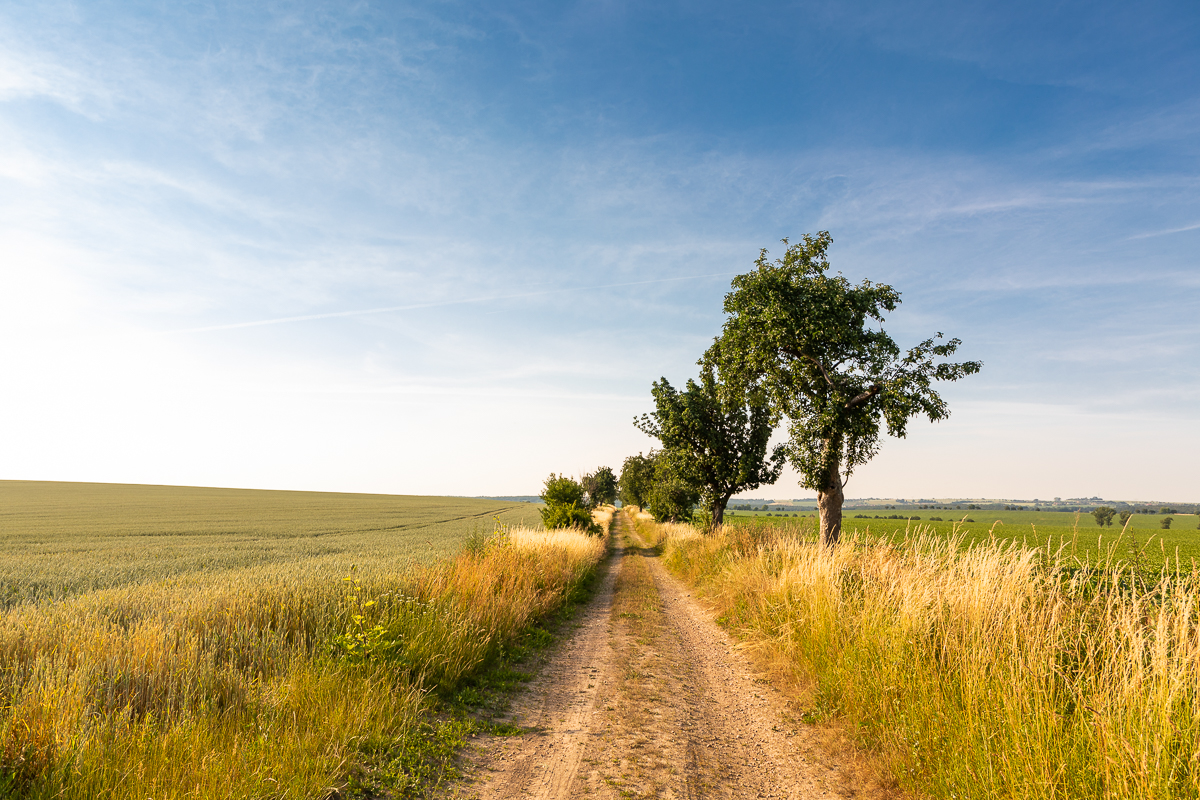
[636,232,982,546]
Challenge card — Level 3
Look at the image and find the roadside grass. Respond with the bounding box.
[728,512,1200,576]
[0,482,606,798]
[660,518,1200,800]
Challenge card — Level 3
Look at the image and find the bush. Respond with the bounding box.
[539,474,601,535]
[541,473,588,510]
[540,502,596,531]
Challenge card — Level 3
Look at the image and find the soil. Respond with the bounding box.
[449,511,888,800]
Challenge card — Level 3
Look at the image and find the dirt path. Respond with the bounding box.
[453,512,870,800]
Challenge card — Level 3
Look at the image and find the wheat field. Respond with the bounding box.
[0,481,603,798]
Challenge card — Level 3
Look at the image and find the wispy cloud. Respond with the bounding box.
[1127,221,1200,240]
[163,272,737,333]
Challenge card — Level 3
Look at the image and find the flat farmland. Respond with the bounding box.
[0,481,610,799]
[0,480,541,603]
[728,507,1200,572]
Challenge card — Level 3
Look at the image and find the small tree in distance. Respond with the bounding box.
[581,466,618,507]
[704,232,982,546]
[645,454,701,523]
[618,452,656,509]
[636,362,784,526]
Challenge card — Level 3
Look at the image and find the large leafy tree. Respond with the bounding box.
[636,365,784,526]
[705,232,982,545]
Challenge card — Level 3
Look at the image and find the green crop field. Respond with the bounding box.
[0,480,541,604]
[727,507,1200,572]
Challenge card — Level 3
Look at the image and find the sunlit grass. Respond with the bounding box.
[0,482,603,798]
[0,480,541,604]
[660,517,1200,799]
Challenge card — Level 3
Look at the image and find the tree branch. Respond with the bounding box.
[782,346,837,388]
[844,383,883,409]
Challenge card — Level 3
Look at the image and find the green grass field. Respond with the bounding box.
[727,506,1200,572]
[0,480,541,604]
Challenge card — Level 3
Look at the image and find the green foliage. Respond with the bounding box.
[618,452,656,508]
[1092,506,1116,527]
[540,473,588,510]
[539,474,600,534]
[703,232,981,542]
[540,501,596,531]
[645,454,700,523]
[332,576,401,664]
[636,364,784,526]
[581,466,618,506]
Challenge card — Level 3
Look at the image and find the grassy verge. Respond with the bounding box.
[0,519,608,798]
[659,519,1200,799]
[725,512,1200,576]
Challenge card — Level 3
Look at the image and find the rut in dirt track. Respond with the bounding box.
[453,511,872,800]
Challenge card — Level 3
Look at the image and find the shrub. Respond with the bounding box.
[539,474,601,534]
[540,473,588,510]
[540,502,595,531]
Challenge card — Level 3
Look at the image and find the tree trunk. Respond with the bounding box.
[817,458,844,546]
[711,492,733,528]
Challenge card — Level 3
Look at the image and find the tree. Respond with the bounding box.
[581,466,618,507]
[539,473,599,533]
[704,232,982,545]
[619,452,656,509]
[635,363,785,526]
[645,453,701,523]
[1092,506,1116,527]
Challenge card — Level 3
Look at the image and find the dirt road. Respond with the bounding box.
[453,511,874,800]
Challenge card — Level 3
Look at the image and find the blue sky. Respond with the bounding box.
[1,1,1197,501]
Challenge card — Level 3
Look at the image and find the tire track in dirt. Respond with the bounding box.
[453,511,877,800]
[457,530,620,799]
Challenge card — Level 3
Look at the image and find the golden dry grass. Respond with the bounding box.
[0,509,603,798]
[661,519,1200,799]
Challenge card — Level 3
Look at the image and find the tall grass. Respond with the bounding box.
[660,519,1200,799]
[0,523,605,798]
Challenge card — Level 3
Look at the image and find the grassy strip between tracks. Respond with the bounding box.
[0,512,611,799]
[653,515,1200,800]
